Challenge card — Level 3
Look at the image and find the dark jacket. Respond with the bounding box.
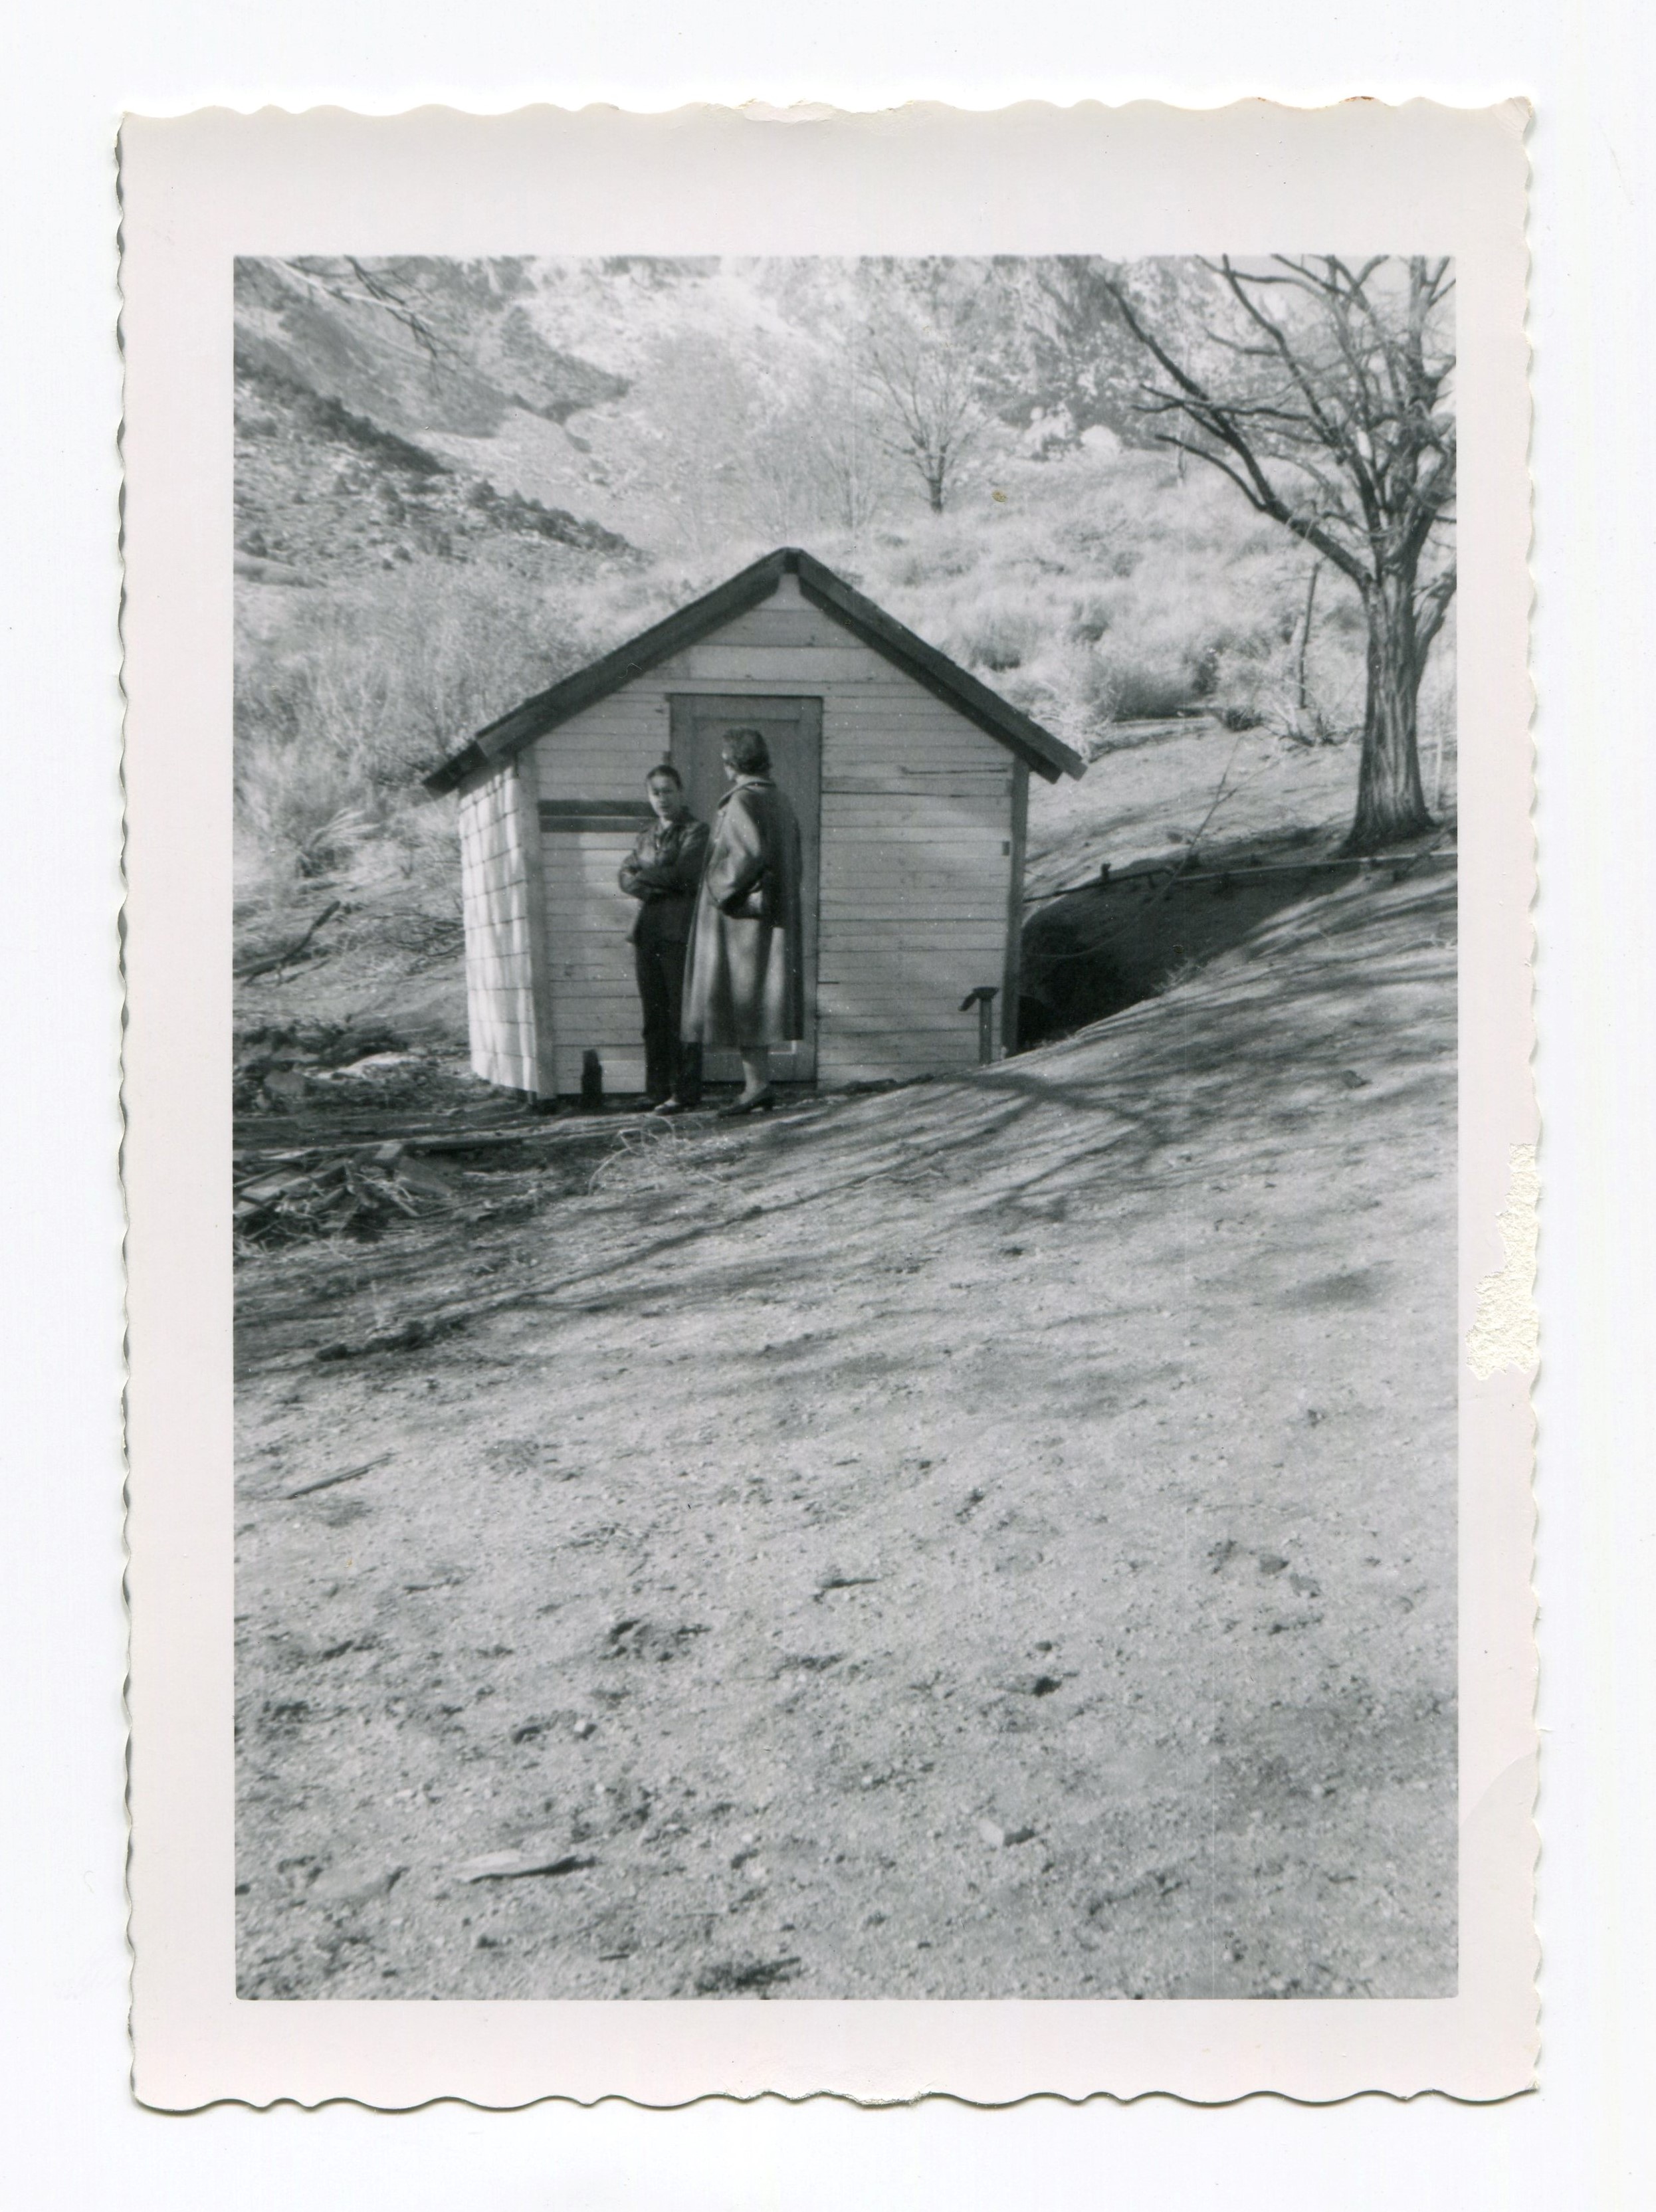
[682,777,805,1049]
[618,812,710,945]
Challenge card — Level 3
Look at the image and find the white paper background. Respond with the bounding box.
[3,0,1649,2201]
[118,96,1534,2111]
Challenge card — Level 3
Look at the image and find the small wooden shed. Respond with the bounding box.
[424,547,1085,1098]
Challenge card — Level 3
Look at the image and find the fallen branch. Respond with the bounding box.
[1023,833,1457,908]
[286,1453,393,1500]
[235,901,344,982]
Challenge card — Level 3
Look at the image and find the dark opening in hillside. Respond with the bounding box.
[1016,826,1454,1050]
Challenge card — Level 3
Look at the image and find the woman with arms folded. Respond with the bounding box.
[619,761,710,1112]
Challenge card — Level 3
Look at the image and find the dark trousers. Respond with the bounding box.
[634,926,702,1104]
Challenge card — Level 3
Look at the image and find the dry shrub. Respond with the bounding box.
[841,450,1380,744]
[1092,641,1210,722]
[946,599,1049,674]
[236,555,601,918]
[241,559,577,797]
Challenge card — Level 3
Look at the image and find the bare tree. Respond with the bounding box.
[751,262,894,536]
[813,398,888,538]
[1093,256,1456,851]
[861,263,995,515]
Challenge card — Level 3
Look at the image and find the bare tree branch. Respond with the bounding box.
[1092,254,1457,849]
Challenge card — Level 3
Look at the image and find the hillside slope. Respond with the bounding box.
[235,258,637,585]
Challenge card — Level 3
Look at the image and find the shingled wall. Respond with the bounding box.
[455,757,555,1094]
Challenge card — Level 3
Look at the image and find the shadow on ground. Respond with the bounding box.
[232,868,1458,2003]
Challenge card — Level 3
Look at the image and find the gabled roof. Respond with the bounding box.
[423,546,1086,794]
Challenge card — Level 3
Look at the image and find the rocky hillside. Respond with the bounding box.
[234,258,637,584]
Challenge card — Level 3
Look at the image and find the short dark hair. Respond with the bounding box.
[721,727,771,776]
[645,761,683,789]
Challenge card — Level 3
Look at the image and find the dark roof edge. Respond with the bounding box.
[423,548,790,794]
[423,544,1085,794]
[791,552,1084,783]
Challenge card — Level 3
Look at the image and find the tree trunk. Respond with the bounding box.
[1296,559,1320,728]
[926,469,946,514]
[1345,573,1433,853]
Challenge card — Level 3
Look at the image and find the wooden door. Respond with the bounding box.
[669,694,822,1085]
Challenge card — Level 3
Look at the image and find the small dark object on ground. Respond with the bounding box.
[286,1453,392,1500]
[456,1851,597,1884]
[694,1956,802,1996]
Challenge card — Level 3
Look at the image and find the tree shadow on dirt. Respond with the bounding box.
[234,871,1455,1371]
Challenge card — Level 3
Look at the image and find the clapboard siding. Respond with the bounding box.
[704,603,845,648]
[535,696,671,801]
[819,922,1006,950]
[654,644,898,686]
[484,569,1041,1091]
[536,823,645,1094]
[821,878,1005,902]
[814,637,1011,1071]
[822,798,1008,833]
[821,834,1008,862]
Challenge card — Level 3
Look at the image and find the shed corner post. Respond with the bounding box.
[453,774,486,1086]
[512,754,559,1099]
[1001,759,1030,1057]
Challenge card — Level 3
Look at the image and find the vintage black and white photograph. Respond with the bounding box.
[229,249,1459,2004]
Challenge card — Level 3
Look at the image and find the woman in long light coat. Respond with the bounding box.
[680,727,804,1114]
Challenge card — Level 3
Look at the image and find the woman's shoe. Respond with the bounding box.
[717,1086,777,1118]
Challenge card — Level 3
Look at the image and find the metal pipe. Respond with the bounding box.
[958,986,999,1065]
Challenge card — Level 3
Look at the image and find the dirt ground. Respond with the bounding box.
[1023,714,1457,902]
[234,866,1457,2001]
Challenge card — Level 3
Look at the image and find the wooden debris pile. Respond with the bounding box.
[235,1140,453,1245]
[234,1019,415,1114]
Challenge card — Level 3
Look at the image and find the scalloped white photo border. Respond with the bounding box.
[119,98,1535,2108]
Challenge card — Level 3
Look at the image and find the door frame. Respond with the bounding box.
[669,692,823,1085]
